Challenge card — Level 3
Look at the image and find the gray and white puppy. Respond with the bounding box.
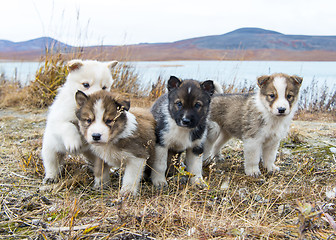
[150,76,216,188]
[203,73,303,176]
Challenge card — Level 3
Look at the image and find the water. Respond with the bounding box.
[1,60,335,90]
[132,61,336,90]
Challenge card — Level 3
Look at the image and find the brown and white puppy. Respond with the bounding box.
[75,90,156,196]
[203,73,303,176]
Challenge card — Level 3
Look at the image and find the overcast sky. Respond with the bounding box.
[1,0,336,46]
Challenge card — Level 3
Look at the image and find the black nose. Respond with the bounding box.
[92,133,101,141]
[278,107,286,114]
[181,117,191,125]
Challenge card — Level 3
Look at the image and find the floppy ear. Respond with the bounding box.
[257,75,270,87]
[201,80,215,96]
[67,59,83,72]
[115,99,130,112]
[75,90,88,107]
[167,76,182,92]
[107,60,118,70]
[291,75,303,85]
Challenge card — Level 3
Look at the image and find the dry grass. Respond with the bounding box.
[1,108,335,239]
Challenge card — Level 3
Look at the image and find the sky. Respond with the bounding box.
[1,0,336,46]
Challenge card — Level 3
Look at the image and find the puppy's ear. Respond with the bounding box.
[107,61,118,71]
[167,76,182,92]
[75,90,88,107]
[201,80,215,96]
[115,99,130,112]
[291,75,303,85]
[67,60,83,72]
[257,75,270,87]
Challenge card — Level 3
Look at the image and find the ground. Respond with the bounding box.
[0,108,336,239]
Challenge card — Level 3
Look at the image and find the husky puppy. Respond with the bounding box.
[203,73,303,176]
[150,76,216,188]
[75,90,156,196]
[42,60,118,183]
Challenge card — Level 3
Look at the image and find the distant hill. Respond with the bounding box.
[172,28,336,51]
[1,28,336,61]
[0,37,72,52]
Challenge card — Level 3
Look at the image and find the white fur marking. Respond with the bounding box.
[113,111,137,142]
[87,99,110,143]
[272,77,290,115]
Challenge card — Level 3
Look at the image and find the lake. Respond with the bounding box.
[1,60,335,90]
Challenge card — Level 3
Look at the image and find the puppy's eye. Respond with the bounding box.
[86,118,92,124]
[102,86,107,90]
[287,94,293,101]
[194,102,202,109]
[269,93,275,99]
[83,83,90,88]
[175,100,183,109]
[105,119,112,124]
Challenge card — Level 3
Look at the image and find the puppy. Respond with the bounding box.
[75,90,156,196]
[203,73,303,176]
[150,76,216,188]
[42,60,118,183]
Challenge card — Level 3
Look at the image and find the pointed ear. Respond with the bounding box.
[115,99,130,112]
[107,60,118,70]
[75,90,88,107]
[257,75,270,87]
[167,76,182,92]
[201,80,215,96]
[291,75,303,85]
[67,60,83,72]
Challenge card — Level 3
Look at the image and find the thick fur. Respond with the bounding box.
[41,60,118,183]
[203,73,303,176]
[75,91,156,196]
[150,76,216,188]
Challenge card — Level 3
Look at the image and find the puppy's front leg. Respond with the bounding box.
[262,139,280,173]
[185,146,207,188]
[61,122,82,153]
[120,157,146,196]
[150,145,168,188]
[243,138,262,176]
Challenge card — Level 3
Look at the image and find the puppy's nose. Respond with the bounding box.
[278,107,286,114]
[92,133,101,141]
[182,117,191,125]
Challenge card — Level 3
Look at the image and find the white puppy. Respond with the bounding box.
[42,59,118,183]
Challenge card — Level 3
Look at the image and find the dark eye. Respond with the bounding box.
[287,94,293,100]
[105,119,112,124]
[269,93,275,99]
[102,86,107,90]
[86,118,92,124]
[83,83,90,88]
[194,102,202,109]
[175,100,183,109]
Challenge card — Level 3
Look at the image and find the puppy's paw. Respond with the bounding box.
[63,133,82,153]
[43,177,59,184]
[191,177,209,190]
[266,164,280,173]
[93,178,110,190]
[151,174,168,189]
[245,166,261,177]
[120,186,138,197]
[152,179,168,189]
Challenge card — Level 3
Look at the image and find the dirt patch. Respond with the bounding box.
[1,108,335,239]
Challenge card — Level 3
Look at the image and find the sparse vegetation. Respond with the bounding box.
[0,109,335,239]
[0,51,335,239]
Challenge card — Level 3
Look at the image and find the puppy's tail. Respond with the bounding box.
[213,81,224,94]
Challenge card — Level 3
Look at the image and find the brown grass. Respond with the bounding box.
[1,109,335,239]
